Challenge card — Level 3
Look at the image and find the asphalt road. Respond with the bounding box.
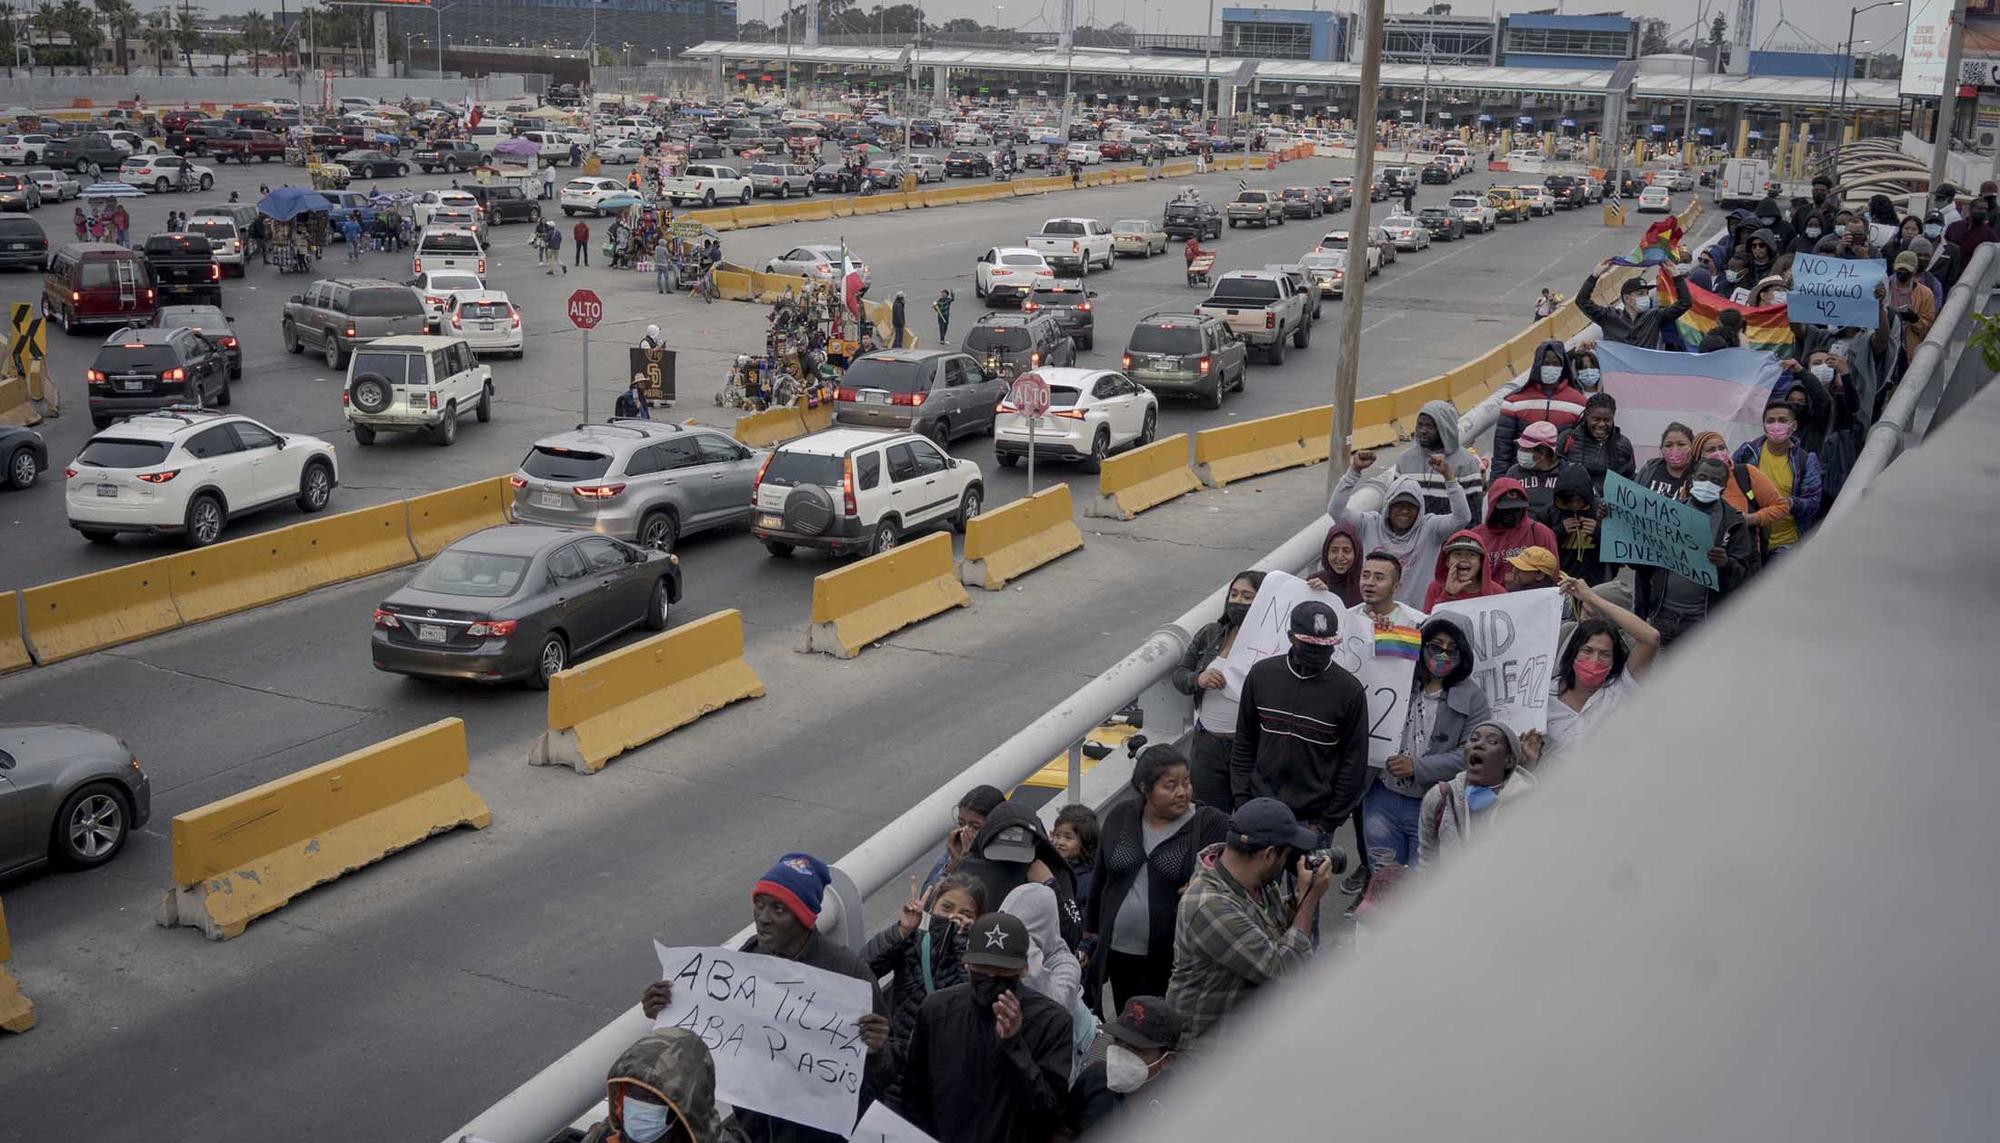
[0,150,1645,1142]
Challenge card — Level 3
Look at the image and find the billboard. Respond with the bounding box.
[1901,0,1952,99]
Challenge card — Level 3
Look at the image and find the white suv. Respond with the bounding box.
[750,428,984,558]
[0,134,53,164]
[560,176,628,217]
[343,335,494,446]
[117,154,215,194]
[66,409,338,547]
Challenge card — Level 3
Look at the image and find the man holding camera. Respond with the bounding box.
[1165,798,1335,1045]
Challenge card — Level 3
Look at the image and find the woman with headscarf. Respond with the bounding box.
[1418,721,1536,867]
[1303,521,1362,606]
[1171,570,1266,810]
[1362,613,1490,868]
[1002,882,1084,1014]
[1082,744,1228,1011]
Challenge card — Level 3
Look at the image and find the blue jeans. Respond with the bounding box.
[1362,783,1425,868]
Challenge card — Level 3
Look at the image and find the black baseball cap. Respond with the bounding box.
[962,912,1030,970]
[1619,277,1652,296]
[1288,600,1341,645]
[981,823,1038,864]
[1107,996,1184,1052]
[1228,798,1320,852]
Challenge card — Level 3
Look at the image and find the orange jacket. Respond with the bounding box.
[1692,431,1789,530]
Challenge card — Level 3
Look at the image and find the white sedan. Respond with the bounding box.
[1637,184,1673,213]
[1063,143,1104,166]
[594,138,646,164]
[444,290,523,357]
[26,168,81,201]
[413,188,479,229]
[764,244,871,288]
[975,246,1055,304]
[560,176,628,217]
[994,367,1158,472]
[1379,213,1431,252]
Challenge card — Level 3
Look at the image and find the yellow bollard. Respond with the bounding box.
[1775,122,1792,179]
[1734,119,1749,159]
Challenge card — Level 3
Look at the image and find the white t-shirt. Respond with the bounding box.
[1540,675,1634,769]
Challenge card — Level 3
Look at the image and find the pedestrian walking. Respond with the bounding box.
[573,219,590,267]
[532,223,547,267]
[891,291,907,348]
[73,207,86,241]
[541,163,556,202]
[933,287,954,342]
[654,237,675,293]
[545,223,565,274]
[343,216,362,261]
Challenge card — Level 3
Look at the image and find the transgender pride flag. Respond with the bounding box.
[1596,342,1784,461]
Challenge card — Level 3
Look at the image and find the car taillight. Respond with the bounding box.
[841,458,857,516]
[86,369,106,383]
[1121,354,1132,369]
[573,482,626,499]
[426,390,440,410]
[477,258,486,275]
[63,466,77,478]
[1199,355,1212,374]
[220,336,238,348]
[1022,301,1038,311]
[412,257,422,273]
[834,387,856,402]
[751,451,773,500]
[1029,351,1041,367]
[71,290,80,302]
[209,264,220,281]
[510,306,521,329]
[1265,312,1276,330]
[373,608,400,628]
[426,295,444,308]
[507,475,528,489]
[451,312,463,329]
[466,619,516,637]
[1078,301,1091,311]
[137,469,180,483]
[162,367,185,382]
[890,391,926,407]
[345,325,357,337]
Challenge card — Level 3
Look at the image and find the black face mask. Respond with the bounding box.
[1288,642,1336,675]
[1223,601,1252,627]
[1895,268,1913,282]
[1490,506,1526,529]
[969,974,1015,1008]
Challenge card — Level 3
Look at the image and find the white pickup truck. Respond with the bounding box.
[1026,218,1116,274]
[1197,270,1312,365]
[661,163,753,207]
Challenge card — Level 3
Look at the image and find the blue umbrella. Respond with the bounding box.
[598,194,644,210]
[257,186,337,220]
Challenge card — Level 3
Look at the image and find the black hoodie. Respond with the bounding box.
[1550,463,1608,584]
[955,801,1084,951]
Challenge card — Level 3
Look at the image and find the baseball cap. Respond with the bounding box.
[1893,250,1919,273]
[962,912,1031,970]
[1619,277,1651,296]
[1288,600,1341,645]
[1520,421,1559,449]
[1442,533,1485,557]
[981,823,1039,864]
[1107,996,1184,1052]
[1506,547,1559,579]
[1228,797,1320,852]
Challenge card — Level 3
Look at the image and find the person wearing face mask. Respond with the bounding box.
[580,1029,747,1143]
[864,873,986,1107]
[1884,251,1937,365]
[1733,399,1822,558]
[1557,391,1636,494]
[921,784,1007,893]
[1002,882,1084,1017]
[1887,214,1924,269]
[1165,797,1332,1043]
[1690,429,1785,573]
[1391,398,1486,518]
[1568,345,1603,394]
[1520,581,1657,775]
[1742,228,1780,282]
[1066,996,1185,1134]
[1229,602,1370,840]
[1471,477,1558,581]
[1173,570,1267,812]
[1716,254,1753,303]
[1303,521,1364,606]
[1493,339,1589,472]
[1332,456,1471,606]
[1946,203,1997,259]
[1424,530,1500,611]
[1576,263,1688,350]
[1084,746,1229,1014]
[639,854,893,1143]
[1549,465,1607,584]
[956,802,1087,953]
[1904,236,1947,303]
[1921,213,1963,290]
[1418,721,1536,866]
[1363,613,1489,868]
[1932,182,1963,229]
[1502,420,1576,528]
[1786,209,1829,256]
[902,912,1074,1143]
[1636,422,1698,500]
[1632,457,1754,644]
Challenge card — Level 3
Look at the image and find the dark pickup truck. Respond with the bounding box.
[208,129,287,163]
[415,140,483,173]
[42,132,124,177]
[167,120,233,156]
[141,233,223,307]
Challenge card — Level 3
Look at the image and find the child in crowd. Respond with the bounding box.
[1051,803,1100,918]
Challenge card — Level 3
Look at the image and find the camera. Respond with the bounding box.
[1303,847,1349,876]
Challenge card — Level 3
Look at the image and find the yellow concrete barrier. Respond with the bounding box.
[788,199,835,222]
[291,499,420,583]
[800,531,969,658]
[21,562,183,665]
[851,195,894,215]
[732,403,809,448]
[0,591,28,674]
[531,609,765,774]
[0,898,33,1033]
[1390,375,1453,439]
[799,402,834,434]
[1351,394,1402,450]
[404,476,511,559]
[161,525,318,627]
[1086,433,1201,520]
[829,198,855,218]
[1289,404,1334,464]
[732,203,782,228]
[157,718,490,940]
[713,269,758,301]
[1450,344,1513,403]
[1194,410,1312,487]
[0,375,39,427]
[959,485,1084,590]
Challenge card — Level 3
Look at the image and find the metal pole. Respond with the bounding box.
[1688,0,1705,145]
[581,326,590,423]
[1838,7,1860,123]
[1828,4,1846,115]
[1026,414,1036,494]
[1066,741,1083,805]
[436,3,444,76]
[1932,0,1968,190]
[1326,0,1386,494]
[1202,0,1214,128]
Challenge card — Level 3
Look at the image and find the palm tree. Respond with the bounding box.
[57,0,98,72]
[0,3,18,76]
[238,8,268,75]
[212,30,235,74]
[30,1,58,74]
[97,0,136,73]
[172,4,195,74]
[140,5,170,74]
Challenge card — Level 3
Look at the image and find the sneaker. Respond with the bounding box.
[1340,867,1370,897]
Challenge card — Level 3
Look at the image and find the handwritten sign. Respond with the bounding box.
[1217,570,1356,676]
[852,1101,939,1143]
[652,943,874,1137]
[1599,470,1719,590]
[1788,253,1883,328]
[1431,588,1561,734]
[1340,607,1416,767]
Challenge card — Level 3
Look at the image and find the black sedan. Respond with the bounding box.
[1310,185,1344,214]
[1280,188,1323,220]
[945,149,993,177]
[334,148,410,179]
[1418,206,1464,242]
[152,304,242,379]
[812,163,861,193]
[1421,162,1453,185]
[2,423,47,488]
[0,723,152,876]
[371,524,682,688]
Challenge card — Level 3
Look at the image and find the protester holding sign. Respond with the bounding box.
[1362,614,1491,868]
[1329,457,1471,607]
[579,1029,747,1143]
[1417,721,1536,867]
[1630,458,1755,644]
[1228,601,1371,837]
[1171,572,1267,812]
[1521,578,1659,775]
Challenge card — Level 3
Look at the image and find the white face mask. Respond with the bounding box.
[1809,362,1834,385]
[1538,365,1562,384]
[1106,1044,1161,1094]
[622,1100,675,1143]
[1766,290,1788,305]
[1631,293,1654,312]
[1689,479,1723,504]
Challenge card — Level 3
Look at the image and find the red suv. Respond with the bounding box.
[43,243,155,334]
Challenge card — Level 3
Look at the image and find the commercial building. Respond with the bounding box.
[386,0,736,62]
[1218,8,1349,63]
[1379,13,1497,66]
[1497,12,1636,69]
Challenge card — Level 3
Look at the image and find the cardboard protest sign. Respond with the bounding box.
[1600,470,1720,590]
[1218,570,1354,675]
[1430,588,1561,734]
[1788,253,1884,329]
[652,943,875,1137]
[1340,609,1418,767]
[852,1101,939,1143]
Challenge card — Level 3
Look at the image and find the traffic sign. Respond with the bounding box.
[1009,372,1050,418]
[566,289,603,330]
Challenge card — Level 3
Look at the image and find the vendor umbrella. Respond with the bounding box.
[493,137,540,160]
[257,186,336,219]
[82,182,146,198]
[598,194,644,211]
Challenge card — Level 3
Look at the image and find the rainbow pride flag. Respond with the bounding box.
[1608,216,1684,267]
[1373,623,1423,661]
[1658,273,1793,355]
[1595,341,1785,462]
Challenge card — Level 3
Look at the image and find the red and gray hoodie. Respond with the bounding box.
[1492,337,1589,472]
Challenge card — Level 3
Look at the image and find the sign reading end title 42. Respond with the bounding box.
[1787,254,1883,329]
[1600,471,1719,591]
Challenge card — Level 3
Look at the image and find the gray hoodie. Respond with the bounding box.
[1328,470,1471,606]
[1393,398,1486,519]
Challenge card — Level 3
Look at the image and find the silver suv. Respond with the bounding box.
[747,162,815,198]
[509,420,765,551]
[832,348,1009,448]
[281,277,429,369]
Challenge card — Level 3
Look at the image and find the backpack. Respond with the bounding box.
[1732,464,1766,574]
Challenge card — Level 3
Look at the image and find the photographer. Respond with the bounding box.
[1165,798,1335,1045]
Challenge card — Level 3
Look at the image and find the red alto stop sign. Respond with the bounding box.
[566,288,604,330]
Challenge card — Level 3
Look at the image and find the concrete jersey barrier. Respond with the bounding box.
[158,718,491,941]
[531,609,766,775]
[1086,433,1203,520]
[406,476,513,559]
[959,486,1085,590]
[20,561,183,666]
[0,898,33,1032]
[800,531,969,658]
[1194,411,1314,487]
[0,592,29,675]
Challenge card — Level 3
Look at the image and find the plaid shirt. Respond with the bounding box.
[1166,843,1312,1043]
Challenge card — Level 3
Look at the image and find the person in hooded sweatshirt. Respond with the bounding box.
[1576,261,1689,350]
[1693,429,1786,574]
[1471,476,1558,581]
[1302,520,1363,607]
[1362,612,1490,868]
[1000,882,1084,1016]
[1329,453,1471,606]
[1502,420,1576,528]
[1742,227,1780,283]
[1550,464,1608,584]
[1229,600,1371,839]
[1733,398,1823,559]
[1633,456,1756,644]
[1391,398,1485,517]
[1424,530,1501,612]
[1557,391,1636,494]
[957,802,1086,952]
[580,1028,749,1143]
[863,873,984,1108]
[1417,720,1536,868]
[1493,338,1589,473]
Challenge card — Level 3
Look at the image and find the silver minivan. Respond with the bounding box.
[509,420,764,551]
[833,349,1007,447]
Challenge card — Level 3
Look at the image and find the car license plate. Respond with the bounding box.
[417,624,449,644]
[758,513,782,529]
[118,379,144,392]
[480,321,494,331]
[96,484,118,498]
[862,392,887,405]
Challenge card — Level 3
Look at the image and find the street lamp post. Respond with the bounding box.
[1684,0,1706,147]
[1837,2,1903,132]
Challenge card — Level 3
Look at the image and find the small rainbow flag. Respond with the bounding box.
[1608,215,1684,267]
[1373,623,1423,661]
[1659,273,1793,355]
